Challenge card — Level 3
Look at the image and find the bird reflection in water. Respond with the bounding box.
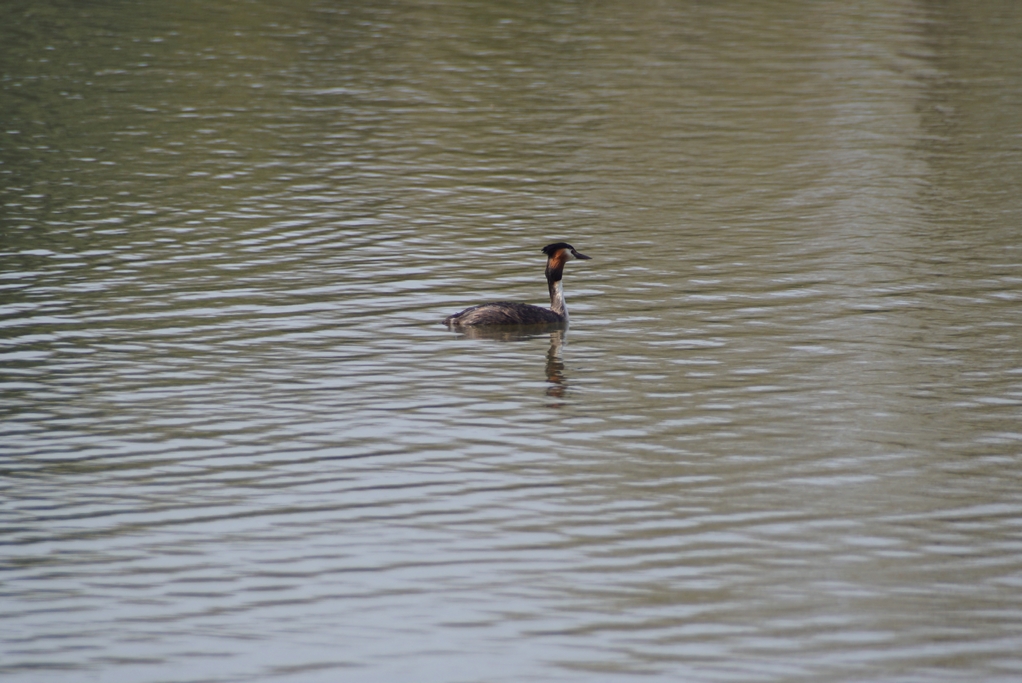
[450,324,569,404]
[543,329,567,401]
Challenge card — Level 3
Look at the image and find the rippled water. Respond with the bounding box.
[3,0,1022,681]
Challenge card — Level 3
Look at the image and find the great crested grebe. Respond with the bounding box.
[443,242,591,327]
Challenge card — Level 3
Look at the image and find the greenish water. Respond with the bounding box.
[2,1,1022,681]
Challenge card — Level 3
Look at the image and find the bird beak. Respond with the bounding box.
[572,250,592,260]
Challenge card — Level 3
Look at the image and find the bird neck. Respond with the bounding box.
[548,278,568,319]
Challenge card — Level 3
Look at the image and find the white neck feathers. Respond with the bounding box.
[550,279,568,320]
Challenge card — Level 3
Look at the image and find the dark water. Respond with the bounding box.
[2,1,1022,681]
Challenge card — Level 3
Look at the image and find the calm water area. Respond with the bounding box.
[2,0,1022,681]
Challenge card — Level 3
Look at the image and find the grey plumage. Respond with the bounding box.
[443,302,564,327]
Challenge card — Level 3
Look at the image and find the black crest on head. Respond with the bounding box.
[542,242,574,256]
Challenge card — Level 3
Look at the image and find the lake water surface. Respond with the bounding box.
[2,1,1022,681]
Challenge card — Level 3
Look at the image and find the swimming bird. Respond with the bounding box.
[443,242,592,327]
